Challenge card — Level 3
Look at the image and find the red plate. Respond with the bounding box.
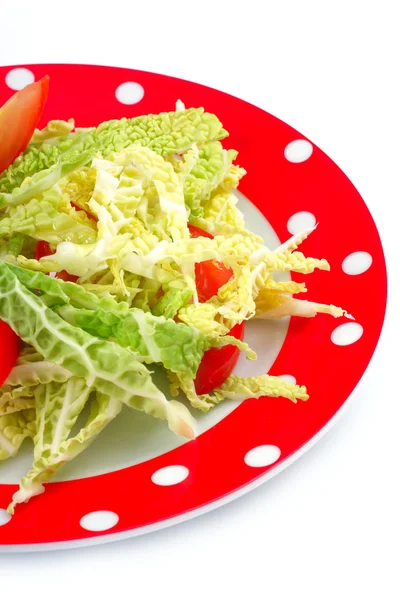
[0,64,386,551]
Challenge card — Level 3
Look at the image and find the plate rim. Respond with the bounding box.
[0,62,388,551]
[0,350,382,553]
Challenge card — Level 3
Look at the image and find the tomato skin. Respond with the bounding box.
[54,271,79,283]
[188,224,233,303]
[194,260,233,303]
[0,78,49,381]
[35,240,52,261]
[188,225,244,393]
[187,225,213,240]
[0,76,49,175]
[0,321,20,385]
[71,202,97,222]
[195,322,245,395]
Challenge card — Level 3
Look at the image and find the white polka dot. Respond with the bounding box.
[0,508,11,527]
[331,322,363,346]
[278,374,296,385]
[287,211,316,235]
[244,445,281,467]
[284,139,313,163]
[115,82,145,105]
[80,510,119,532]
[151,465,189,486]
[5,68,35,91]
[342,251,372,275]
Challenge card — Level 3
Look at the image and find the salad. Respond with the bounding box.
[0,77,349,514]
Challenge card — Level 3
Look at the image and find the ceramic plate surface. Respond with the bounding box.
[0,64,386,551]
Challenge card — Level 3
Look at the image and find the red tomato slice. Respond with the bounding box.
[187,225,214,240]
[0,76,49,175]
[194,260,234,304]
[71,202,97,222]
[188,225,244,394]
[188,224,234,303]
[195,322,245,395]
[0,78,49,381]
[35,240,52,260]
[0,321,20,386]
[35,241,78,283]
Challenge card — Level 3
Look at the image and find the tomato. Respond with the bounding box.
[187,225,214,240]
[195,322,245,395]
[0,76,49,175]
[194,260,233,304]
[35,240,52,260]
[188,224,234,303]
[0,78,49,381]
[187,225,244,394]
[71,202,97,222]
[0,321,20,386]
[35,241,78,283]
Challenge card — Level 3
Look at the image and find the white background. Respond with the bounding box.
[1,1,399,598]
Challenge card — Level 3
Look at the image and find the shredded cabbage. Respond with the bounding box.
[0,101,351,511]
[0,261,195,442]
[0,409,36,461]
[8,382,122,512]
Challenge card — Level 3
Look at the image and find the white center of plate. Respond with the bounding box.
[0,192,290,485]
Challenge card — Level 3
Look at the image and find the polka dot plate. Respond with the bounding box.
[0,64,387,551]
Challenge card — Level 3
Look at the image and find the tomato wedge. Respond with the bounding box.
[71,202,97,222]
[35,240,52,261]
[188,225,214,240]
[0,78,49,381]
[188,225,244,395]
[188,224,234,303]
[195,322,244,395]
[0,75,49,175]
[0,321,19,386]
